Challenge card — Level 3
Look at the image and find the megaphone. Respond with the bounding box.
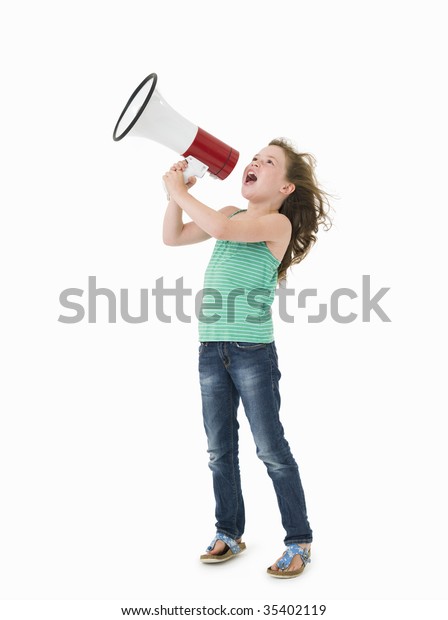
[113,73,239,184]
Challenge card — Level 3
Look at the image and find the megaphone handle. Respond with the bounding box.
[184,156,208,181]
[164,156,209,199]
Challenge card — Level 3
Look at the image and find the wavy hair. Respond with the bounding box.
[270,138,332,281]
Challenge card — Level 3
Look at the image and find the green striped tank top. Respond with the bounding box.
[198,209,280,343]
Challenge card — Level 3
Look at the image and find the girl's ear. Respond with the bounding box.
[280,182,295,196]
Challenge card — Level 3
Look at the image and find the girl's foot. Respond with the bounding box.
[269,543,311,575]
[207,537,242,556]
[200,534,246,563]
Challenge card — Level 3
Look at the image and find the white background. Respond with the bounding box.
[1,0,447,616]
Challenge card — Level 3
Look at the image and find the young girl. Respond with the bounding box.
[162,138,331,578]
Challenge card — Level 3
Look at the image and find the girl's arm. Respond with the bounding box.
[162,161,239,246]
[163,168,291,244]
[162,197,210,246]
[163,199,240,246]
[162,161,209,246]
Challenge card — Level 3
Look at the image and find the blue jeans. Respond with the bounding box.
[198,341,313,545]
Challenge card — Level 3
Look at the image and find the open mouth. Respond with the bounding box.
[245,171,257,184]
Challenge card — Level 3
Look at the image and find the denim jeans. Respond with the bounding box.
[198,341,313,545]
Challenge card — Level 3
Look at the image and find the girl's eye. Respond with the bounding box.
[267,159,273,164]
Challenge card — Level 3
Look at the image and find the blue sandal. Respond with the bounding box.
[267,543,311,578]
[200,532,246,563]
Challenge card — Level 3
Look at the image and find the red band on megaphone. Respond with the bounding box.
[183,127,239,180]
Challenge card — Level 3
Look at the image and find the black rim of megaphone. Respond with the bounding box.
[113,73,158,141]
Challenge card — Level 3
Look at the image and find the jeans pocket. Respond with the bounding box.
[234,342,267,350]
[199,342,209,356]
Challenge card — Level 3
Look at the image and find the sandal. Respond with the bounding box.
[267,543,311,578]
[200,532,246,563]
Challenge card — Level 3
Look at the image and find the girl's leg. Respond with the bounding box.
[198,342,245,540]
[228,341,312,544]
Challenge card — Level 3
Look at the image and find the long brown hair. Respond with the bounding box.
[270,138,332,281]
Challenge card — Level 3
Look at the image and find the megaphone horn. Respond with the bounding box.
[113,73,239,181]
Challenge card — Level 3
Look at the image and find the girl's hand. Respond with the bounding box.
[163,160,197,200]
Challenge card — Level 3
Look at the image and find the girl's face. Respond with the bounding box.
[241,145,292,203]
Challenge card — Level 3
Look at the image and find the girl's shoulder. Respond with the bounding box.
[219,205,246,218]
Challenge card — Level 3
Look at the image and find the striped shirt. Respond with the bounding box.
[198,210,280,343]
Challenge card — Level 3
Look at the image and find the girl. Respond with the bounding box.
[162,138,331,578]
